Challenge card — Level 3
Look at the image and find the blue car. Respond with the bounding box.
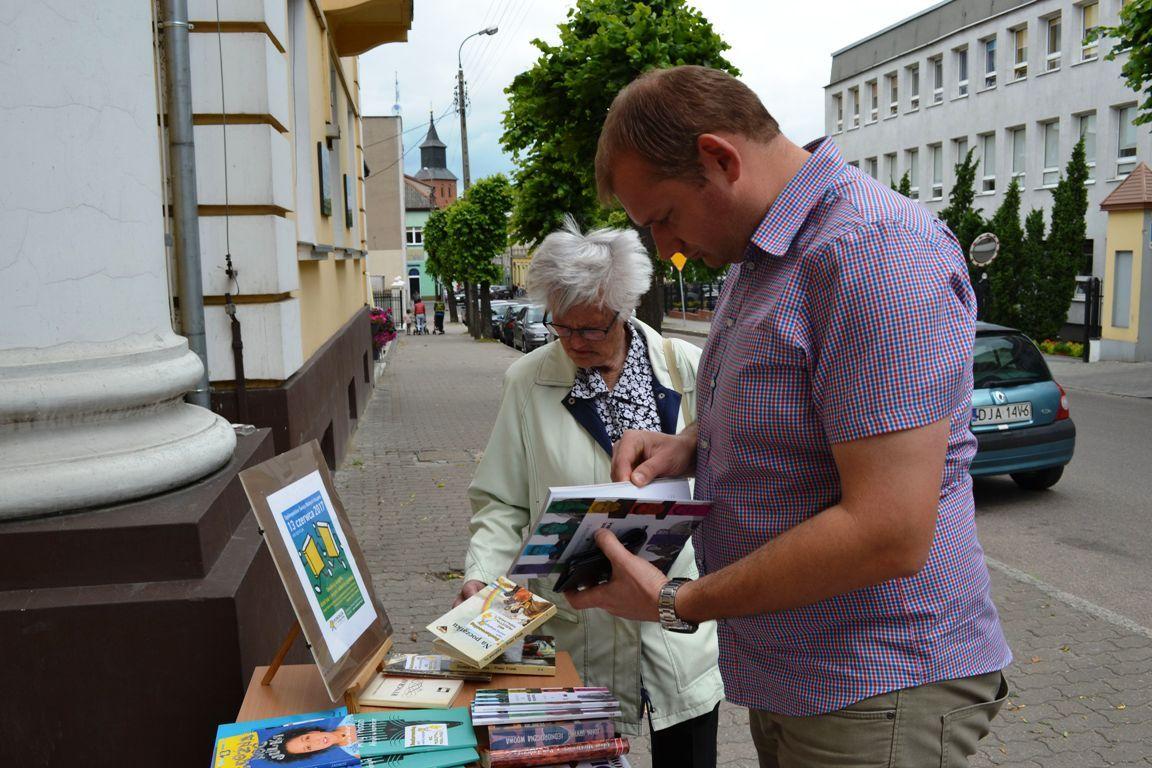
[969,323,1075,490]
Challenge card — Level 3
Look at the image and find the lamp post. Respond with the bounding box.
[457,26,498,193]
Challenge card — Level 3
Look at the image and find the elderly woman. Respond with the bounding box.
[458,218,724,766]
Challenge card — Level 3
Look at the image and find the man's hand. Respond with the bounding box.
[453,579,486,607]
[611,425,698,486]
[563,529,668,621]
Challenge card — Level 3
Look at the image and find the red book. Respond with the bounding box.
[482,737,629,768]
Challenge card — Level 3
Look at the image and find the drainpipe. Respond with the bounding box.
[160,0,211,408]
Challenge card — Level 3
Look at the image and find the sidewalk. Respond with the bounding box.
[335,325,1152,768]
[664,314,1152,400]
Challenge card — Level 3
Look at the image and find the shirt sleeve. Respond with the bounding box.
[808,219,976,444]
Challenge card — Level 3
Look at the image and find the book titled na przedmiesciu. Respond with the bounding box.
[426,576,556,668]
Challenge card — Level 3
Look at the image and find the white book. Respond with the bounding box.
[357,674,463,709]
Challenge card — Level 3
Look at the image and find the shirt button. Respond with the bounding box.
[567,397,576,404]
[726,318,734,328]
[711,377,717,388]
[657,392,665,399]
[746,262,756,271]
[700,438,710,450]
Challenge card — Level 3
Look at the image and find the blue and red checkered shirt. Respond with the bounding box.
[693,137,1011,716]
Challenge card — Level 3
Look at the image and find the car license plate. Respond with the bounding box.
[972,401,1032,426]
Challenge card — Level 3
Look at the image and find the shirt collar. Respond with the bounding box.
[569,325,647,401]
[748,137,845,258]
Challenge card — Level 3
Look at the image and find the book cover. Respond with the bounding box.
[481,737,629,768]
[426,577,556,668]
[358,676,464,709]
[488,719,614,752]
[450,635,555,676]
[211,708,360,768]
[358,747,478,768]
[352,708,477,758]
[384,653,493,682]
[507,480,709,588]
[470,707,623,727]
[473,687,615,704]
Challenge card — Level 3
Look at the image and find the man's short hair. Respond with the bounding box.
[595,65,780,205]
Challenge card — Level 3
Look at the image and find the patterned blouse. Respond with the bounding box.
[568,325,661,442]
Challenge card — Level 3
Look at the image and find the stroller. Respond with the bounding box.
[414,314,428,335]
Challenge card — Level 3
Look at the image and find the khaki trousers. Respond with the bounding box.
[748,671,1009,768]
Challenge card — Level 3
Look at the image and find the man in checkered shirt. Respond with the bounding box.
[567,66,1012,767]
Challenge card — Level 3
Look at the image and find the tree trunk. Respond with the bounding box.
[446,285,460,324]
[634,227,664,333]
[479,281,492,339]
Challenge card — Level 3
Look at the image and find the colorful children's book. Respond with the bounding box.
[383,653,493,682]
[488,719,614,752]
[353,708,477,758]
[211,708,360,768]
[507,479,709,591]
[427,577,556,668]
[358,747,478,768]
[358,676,464,708]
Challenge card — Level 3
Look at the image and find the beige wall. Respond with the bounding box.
[1102,210,1144,344]
[363,116,404,251]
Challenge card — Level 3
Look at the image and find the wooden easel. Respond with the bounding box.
[261,620,394,713]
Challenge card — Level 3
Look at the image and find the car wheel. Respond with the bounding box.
[1010,466,1064,491]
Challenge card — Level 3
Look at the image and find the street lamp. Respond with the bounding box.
[457,26,498,193]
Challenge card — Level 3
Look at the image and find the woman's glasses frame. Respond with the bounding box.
[543,311,620,341]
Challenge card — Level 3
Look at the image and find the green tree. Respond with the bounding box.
[502,0,736,330]
[422,208,460,323]
[984,178,1024,327]
[939,148,986,262]
[447,175,514,339]
[1016,208,1048,337]
[1097,0,1152,125]
[1031,137,1090,340]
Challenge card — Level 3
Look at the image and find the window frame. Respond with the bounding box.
[907,63,921,110]
[982,35,998,88]
[906,147,920,199]
[929,143,944,199]
[849,86,861,128]
[1116,104,1138,178]
[930,55,944,104]
[1012,26,1029,80]
[1080,1,1099,61]
[833,93,844,133]
[1077,111,1097,181]
[1010,126,1027,183]
[955,46,969,97]
[981,132,997,193]
[1045,13,1062,71]
[867,79,879,122]
[406,226,424,246]
[887,72,899,117]
[1041,120,1061,187]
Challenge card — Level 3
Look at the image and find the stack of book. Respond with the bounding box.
[471,688,630,768]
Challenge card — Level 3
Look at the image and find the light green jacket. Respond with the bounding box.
[464,318,724,735]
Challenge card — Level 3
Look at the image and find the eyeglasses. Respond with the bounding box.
[544,311,620,341]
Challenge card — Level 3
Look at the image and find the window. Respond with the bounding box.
[1077,111,1097,180]
[930,144,944,199]
[1010,127,1026,182]
[981,133,997,192]
[931,56,944,103]
[1081,2,1100,61]
[982,36,997,88]
[954,136,970,166]
[850,86,860,128]
[906,148,920,198]
[1112,251,1133,328]
[884,152,898,185]
[406,227,423,246]
[1046,14,1062,71]
[833,93,843,132]
[1117,105,1138,177]
[908,64,920,109]
[868,80,879,122]
[1042,121,1061,186]
[956,47,969,96]
[1012,26,1028,80]
[865,156,878,178]
[887,73,899,116]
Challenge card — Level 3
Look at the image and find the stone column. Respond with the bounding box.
[0,2,235,518]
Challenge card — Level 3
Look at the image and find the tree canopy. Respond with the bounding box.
[1099,0,1152,125]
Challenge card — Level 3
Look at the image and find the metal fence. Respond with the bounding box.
[663,281,722,313]
[372,293,404,318]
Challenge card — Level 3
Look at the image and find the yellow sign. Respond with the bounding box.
[670,252,687,272]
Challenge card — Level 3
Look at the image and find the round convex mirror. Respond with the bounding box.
[969,232,1000,267]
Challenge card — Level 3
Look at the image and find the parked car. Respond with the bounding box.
[488,300,513,338]
[513,305,549,352]
[969,322,1076,490]
[500,302,530,346]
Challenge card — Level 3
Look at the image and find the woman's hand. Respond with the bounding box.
[610,424,698,486]
[454,579,487,607]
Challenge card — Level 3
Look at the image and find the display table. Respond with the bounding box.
[237,652,582,720]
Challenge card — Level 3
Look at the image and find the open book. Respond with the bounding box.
[427,577,556,668]
[508,479,709,591]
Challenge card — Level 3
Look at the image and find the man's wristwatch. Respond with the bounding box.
[657,578,699,634]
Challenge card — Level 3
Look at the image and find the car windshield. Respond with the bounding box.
[972,332,1051,388]
[526,307,545,323]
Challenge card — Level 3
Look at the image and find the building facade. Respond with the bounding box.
[826,0,1149,329]
[364,114,407,305]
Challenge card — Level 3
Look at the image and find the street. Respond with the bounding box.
[339,328,1152,768]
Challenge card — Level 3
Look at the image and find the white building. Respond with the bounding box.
[827,0,1149,327]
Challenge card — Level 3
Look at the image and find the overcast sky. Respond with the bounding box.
[359,1,932,182]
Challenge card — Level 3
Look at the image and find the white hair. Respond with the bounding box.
[526,215,653,318]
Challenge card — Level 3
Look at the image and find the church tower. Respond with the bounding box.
[414,111,458,208]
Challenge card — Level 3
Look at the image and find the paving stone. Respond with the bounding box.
[333,327,1152,767]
